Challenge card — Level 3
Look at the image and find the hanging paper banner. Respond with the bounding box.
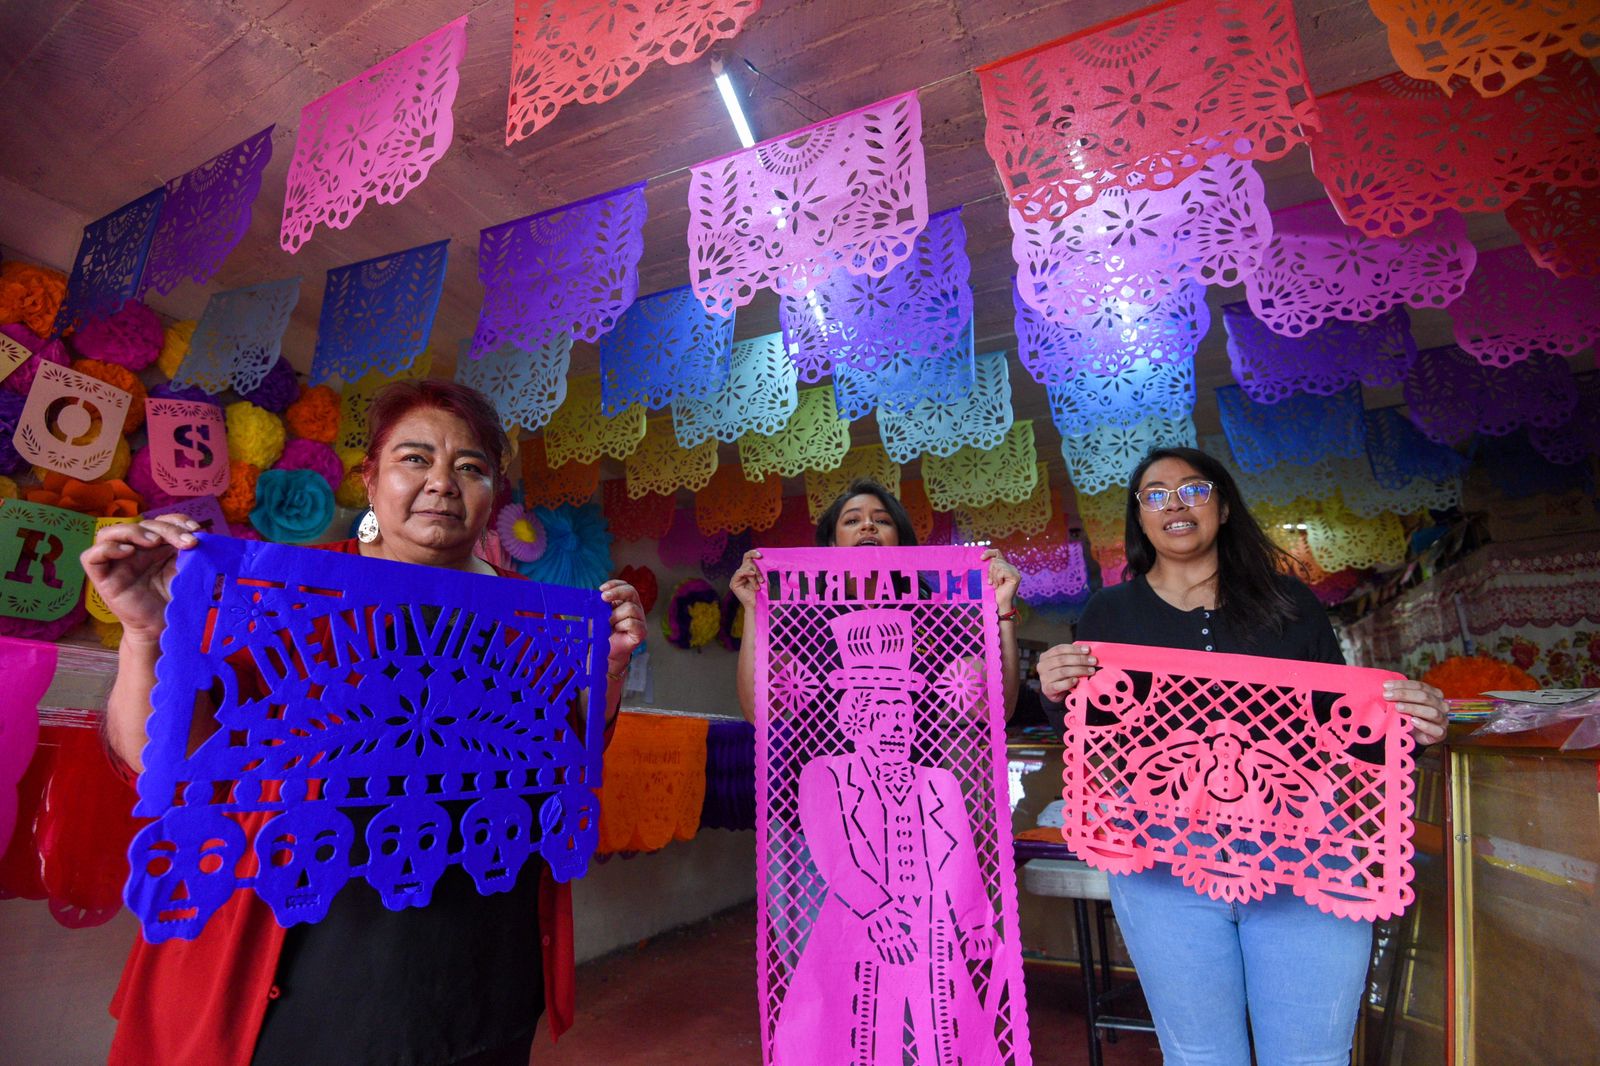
[625,417,718,499]
[522,434,600,510]
[1505,183,1600,279]
[957,463,1054,541]
[1309,55,1600,238]
[1003,510,1089,606]
[599,286,734,414]
[1046,356,1195,439]
[335,351,433,453]
[778,206,973,382]
[13,363,132,480]
[280,18,467,253]
[897,480,935,545]
[1304,493,1409,570]
[752,545,1033,1066]
[0,332,29,384]
[1529,372,1600,466]
[544,374,647,467]
[0,636,54,850]
[1475,428,1596,498]
[1061,642,1414,920]
[1014,281,1209,384]
[1225,303,1418,404]
[1244,202,1476,336]
[456,334,573,433]
[310,241,450,387]
[36,724,143,929]
[145,400,230,497]
[696,464,782,535]
[1062,414,1197,496]
[1367,0,1600,98]
[1011,155,1273,320]
[805,445,900,522]
[739,385,850,482]
[596,712,710,855]
[1334,454,1462,518]
[53,188,167,336]
[752,494,815,550]
[688,92,928,315]
[703,717,757,831]
[602,478,676,542]
[143,126,275,296]
[1403,345,1578,444]
[174,277,302,396]
[506,0,760,142]
[977,0,1316,221]
[880,351,1013,464]
[1450,244,1600,367]
[127,537,609,941]
[1216,384,1366,473]
[672,332,797,447]
[922,422,1039,512]
[1075,484,1126,550]
[1364,408,1468,491]
[147,493,227,535]
[473,184,648,356]
[832,326,976,422]
[0,500,94,621]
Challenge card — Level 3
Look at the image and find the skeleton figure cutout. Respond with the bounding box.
[755,546,1031,1066]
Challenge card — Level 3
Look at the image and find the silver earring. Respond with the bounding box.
[357,509,380,544]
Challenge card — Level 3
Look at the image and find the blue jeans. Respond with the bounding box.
[1108,866,1372,1066]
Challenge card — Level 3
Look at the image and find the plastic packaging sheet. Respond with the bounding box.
[688,92,927,314]
[174,278,302,396]
[599,285,734,414]
[472,183,647,355]
[1366,0,1600,98]
[1224,303,1418,404]
[753,545,1032,1066]
[1449,243,1600,367]
[54,188,167,335]
[125,537,609,942]
[1308,54,1600,238]
[1061,642,1414,920]
[310,241,450,387]
[0,636,54,848]
[144,127,274,296]
[280,18,466,253]
[977,0,1316,220]
[1014,280,1209,384]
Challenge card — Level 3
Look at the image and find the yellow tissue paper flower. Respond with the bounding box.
[93,617,124,649]
[226,400,286,469]
[336,467,369,509]
[688,600,721,649]
[0,475,17,499]
[336,445,366,471]
[157,319,197,379]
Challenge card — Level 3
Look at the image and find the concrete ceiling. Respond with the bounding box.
[0,0,1536,491]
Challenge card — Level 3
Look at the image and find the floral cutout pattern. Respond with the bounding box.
[144,127,275,296]
[879,351,1013,463]
[54,188,167,335]
[804,444,900,522]
[455,334,573,433]
[672,332,797,447]
[1062,414,1197,496]
[602,478,676,542]
[625,417,718,499]
[1367,0,1600,98]
[832,325,976,422]
[1014,280,1209,385]
[957,463,1054,540]
[1046,355,1195,438]
[310,241,450,387]
[1449,244,1600,367]
[1224,304,1418,404]
[544,374,647,467]
[175,277,302,396]
[599,285,734,414]
[739,385,850,482]
[1506,183,1600,278]
[922,421,1039,511]
[1216,385,1367,473]
[1403,344,1579,444]
[696,465,783,535]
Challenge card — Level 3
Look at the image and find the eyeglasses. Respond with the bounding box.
[1134,481,1215,511]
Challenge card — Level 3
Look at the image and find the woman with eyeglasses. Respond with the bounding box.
[1036,447,1446,1066]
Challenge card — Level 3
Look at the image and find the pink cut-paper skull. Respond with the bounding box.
[364,797,451,910]
[253,805,354,925]
[126,808,246,942]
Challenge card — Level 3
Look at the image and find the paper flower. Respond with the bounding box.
[237,356,299,413]
[617,564,658,613]
[148,379,218,406]
[23,472,143,518]
[70,301,164,370]
[0,261,68,337]
[157,319,197,379]
[89,436,132,483]
[225,400,286,469]
[250,467,336,544]
[219,461,261,523]
[72,359,147,430]
[0,475,16,498]
[664,579,720,650]
[335,467,368,509]
[514,502,612,589]
[335,445,365,471]
[0,391,26,474]
[275,438,342,492]
[1422,655,1540,700]
[0,602,86,641]
[688,601,721,648]
[3,335,68,396]
[228,521,263,541]
[496,503,548,563]
[126,448,182,513]
[285,384,340,443]
[92,617,123,649]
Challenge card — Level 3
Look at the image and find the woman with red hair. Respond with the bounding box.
[85,380,647,1066]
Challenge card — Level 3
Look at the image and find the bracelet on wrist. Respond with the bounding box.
[996,608,1019,623]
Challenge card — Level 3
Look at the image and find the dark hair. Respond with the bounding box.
[362,380,511,508]
[813,479,919,547]
[1123,446,1296,633]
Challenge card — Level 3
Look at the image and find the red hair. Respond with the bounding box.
[362,381,511,507]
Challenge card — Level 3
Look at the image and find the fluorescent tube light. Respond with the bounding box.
[715,71,756,148]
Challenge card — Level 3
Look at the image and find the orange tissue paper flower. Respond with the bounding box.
[1421,655,1541,700]
[220,461,261,523]
[0,261,68,337]
[71,358,147,430]
[23,471,143,518]
[286,384,341,444]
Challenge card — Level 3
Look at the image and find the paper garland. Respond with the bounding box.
[602,478,676,542]
[696,464,782,535]
[922,421,1038,511]
[1364,408,1469,491]
[1304,493,1410,571]
[956,462,1054,541]
[1216,384,1366,473]
[310,241,449,387]
[455,334,573,433]
[473,183,647,355]
[1046,356,1194,438]
[1528,372,1600,466]
[280,18,466,252]
[977,0,1317,221]
[145,400,230,497]
[738,385,850,482]
[879,351,1013,463]
[832,326,976,421]
[1309,55,1600,238]
[0,500,94,621]
[777,206,972,381]
[143,127,275,296]
[522,435,600,509]
[1062,414,1197,496]
[544,374,647,467]
[1014,280,1210,384]
[671,332,797,447]
[53,188,167,336]
[334,352,432,453]
[804,444,900,522]
[174,278,302,396]
[1243,201,1476,336]
[1402,345,1579,444]
[1449,244,1600,366]
[1225,303,1418,404]
[599,285,733,414]
[687,92,927,314]
[625,417,718,499]
[506,0,760,142]
[13,363,132,481]
[596,712,709,855]
[1506,183,1600,278]
[1367,0,1600,98]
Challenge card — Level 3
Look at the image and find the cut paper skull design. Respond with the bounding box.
[755,546,1031,1066]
